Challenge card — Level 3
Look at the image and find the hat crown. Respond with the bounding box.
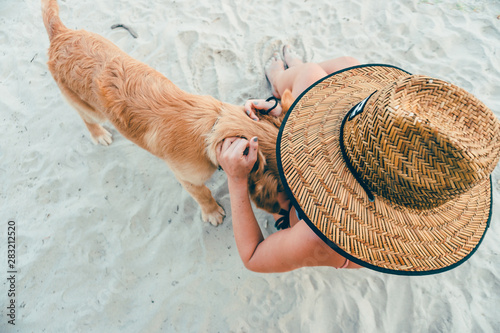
[343,75,500,210]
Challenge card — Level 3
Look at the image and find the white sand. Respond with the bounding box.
[2,0,500,331]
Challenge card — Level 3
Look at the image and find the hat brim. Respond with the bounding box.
[276,64,492,275]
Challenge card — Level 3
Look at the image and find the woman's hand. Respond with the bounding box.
[244,99,283,121]
[216,137,259,184]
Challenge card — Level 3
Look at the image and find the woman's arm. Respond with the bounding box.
[217,137,264,264]
[217,137,340,272]
[227,176,265,265]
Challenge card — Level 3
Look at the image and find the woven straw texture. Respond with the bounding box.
[343,75,500,210]
[279,65,498,273]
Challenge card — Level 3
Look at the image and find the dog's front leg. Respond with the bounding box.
[178,179,225,226]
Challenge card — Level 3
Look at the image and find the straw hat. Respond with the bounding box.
[277,64,500,275]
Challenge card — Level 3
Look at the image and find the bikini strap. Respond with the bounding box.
[275,208,291,230]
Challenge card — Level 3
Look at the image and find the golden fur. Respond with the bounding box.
[42,0,290,225]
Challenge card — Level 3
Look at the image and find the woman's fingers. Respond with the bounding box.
[244,100,260,121]
[245,99,283,120]
[217,137,258,178]
[247,137,258,164]
[217,137,247,163]
[268,103,283,117]
[217,137,235,156]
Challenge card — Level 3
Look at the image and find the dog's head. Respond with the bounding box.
[206,104,284,214]
[246,135,283,214]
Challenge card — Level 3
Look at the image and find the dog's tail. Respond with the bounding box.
[41,0,68,41]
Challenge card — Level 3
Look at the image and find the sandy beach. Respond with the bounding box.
[1,0,500,331]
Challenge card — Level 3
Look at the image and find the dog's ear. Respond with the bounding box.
[280,89,293,115]
[248,152,281,214]
[251,149,266,174]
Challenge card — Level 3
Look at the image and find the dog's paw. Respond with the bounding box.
[202,204,226,226]
[90,126,113,146]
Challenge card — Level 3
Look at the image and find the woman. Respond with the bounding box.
[218,46,362,272]
[217,45,500,275]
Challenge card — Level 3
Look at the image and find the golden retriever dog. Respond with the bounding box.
[42,0,293,225]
